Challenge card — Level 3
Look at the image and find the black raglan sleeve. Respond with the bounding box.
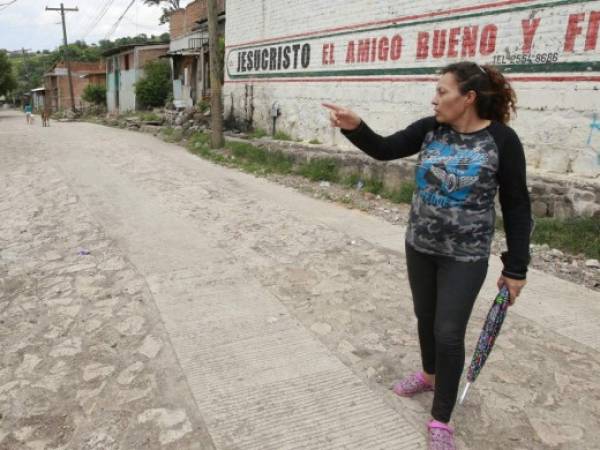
[494,125,532,280]
[340,116,438,161]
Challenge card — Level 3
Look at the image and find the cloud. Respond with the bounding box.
[0,0,191,51]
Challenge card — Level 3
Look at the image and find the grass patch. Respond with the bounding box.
[187,132,228,163]
[532,217,600,259]
[226,141,294,175]
[250,128,268,139]
[341,173,415,204]
[496,216,600,259]
[297,158,339,182]
[384,181,415,204]
[273,130,293,141]
[309,138,322,145]
[161,126,183,142]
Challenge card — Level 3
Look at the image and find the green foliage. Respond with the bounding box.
[82,84,106,105]
[309,138,322,145]
[135,60,172,109]
[197,99,210,113]
[143,0,181,24]
[139,112,161,122]
[297,158,339,182]
[6,35,170,97]
[0,51,17,96]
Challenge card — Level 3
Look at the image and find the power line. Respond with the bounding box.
[104,0,136,40]
[0,0,18,12]
[79,0,117,41]
[46,4,79,112]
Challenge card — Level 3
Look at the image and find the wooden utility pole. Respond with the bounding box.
[46,3,78,112]
[207,0,223,148]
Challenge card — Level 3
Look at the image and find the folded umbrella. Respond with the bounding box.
[459,286,510,405]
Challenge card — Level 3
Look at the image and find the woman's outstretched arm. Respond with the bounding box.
[323,103,437,161]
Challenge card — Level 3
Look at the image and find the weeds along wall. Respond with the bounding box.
[223,0,600,180]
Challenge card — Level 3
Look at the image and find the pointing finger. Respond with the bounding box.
[322,103,342,112]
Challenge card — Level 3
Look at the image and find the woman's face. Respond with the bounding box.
[432,72,473,124]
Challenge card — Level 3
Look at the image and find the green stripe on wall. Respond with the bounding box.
[228,61,600,80]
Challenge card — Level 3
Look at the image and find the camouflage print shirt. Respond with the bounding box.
[342,117,531,279]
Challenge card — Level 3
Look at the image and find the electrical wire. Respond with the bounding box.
[104,0,136,40]
[0,0,18,12]
[79,0,118,40]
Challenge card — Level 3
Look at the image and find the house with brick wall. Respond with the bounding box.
[43,61,105,112]
[168,0,225,108]
[103,43,169,113]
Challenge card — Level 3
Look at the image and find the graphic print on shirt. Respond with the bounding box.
[416,140,488,208]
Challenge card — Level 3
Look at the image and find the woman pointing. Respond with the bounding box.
[324,61,531,450]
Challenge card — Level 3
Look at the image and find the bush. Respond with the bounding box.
[82,84,106,105]
[135,60,172,109]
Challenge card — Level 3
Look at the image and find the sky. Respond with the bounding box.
[0,0,194,52]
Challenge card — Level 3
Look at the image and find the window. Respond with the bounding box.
[124,54,130,71]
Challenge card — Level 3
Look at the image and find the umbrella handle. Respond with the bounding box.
[458,382,471,405]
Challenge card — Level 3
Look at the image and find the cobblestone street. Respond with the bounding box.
[1,110,600,449]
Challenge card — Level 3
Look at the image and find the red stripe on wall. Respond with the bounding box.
[224,76,600,83]
[226,0,539,49]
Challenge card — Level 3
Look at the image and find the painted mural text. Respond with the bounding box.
[227,5,600,78]
[236,43,311,72]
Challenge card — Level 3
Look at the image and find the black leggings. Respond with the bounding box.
[405,242,488,423]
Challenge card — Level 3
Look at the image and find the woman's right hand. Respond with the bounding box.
[322,103,362,131]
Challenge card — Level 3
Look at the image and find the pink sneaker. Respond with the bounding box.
[428,420,456,450]
[392,371,434,397]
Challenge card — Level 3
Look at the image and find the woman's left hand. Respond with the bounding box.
[497,275,527,306]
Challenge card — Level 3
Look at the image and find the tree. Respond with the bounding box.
[82,84,106,105]
[135,60,172,109]
[143,0,181,24]
[0,51,17,96]
[207,0,223,148]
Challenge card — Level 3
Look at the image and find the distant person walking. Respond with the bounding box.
[324,61,532,450]
[24,102,33,125]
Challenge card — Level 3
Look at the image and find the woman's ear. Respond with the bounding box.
[464,90,477,107]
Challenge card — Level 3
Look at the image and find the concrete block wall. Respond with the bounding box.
[223,0,600,183]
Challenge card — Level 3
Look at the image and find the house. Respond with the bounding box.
[43,61,105,112]
[168,0,225,108]
[30,87,45,111]
[103,43,169,113]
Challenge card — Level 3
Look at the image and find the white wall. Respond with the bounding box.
[224,0,600,179]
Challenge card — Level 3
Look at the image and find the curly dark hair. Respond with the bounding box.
[441,62,517,124]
